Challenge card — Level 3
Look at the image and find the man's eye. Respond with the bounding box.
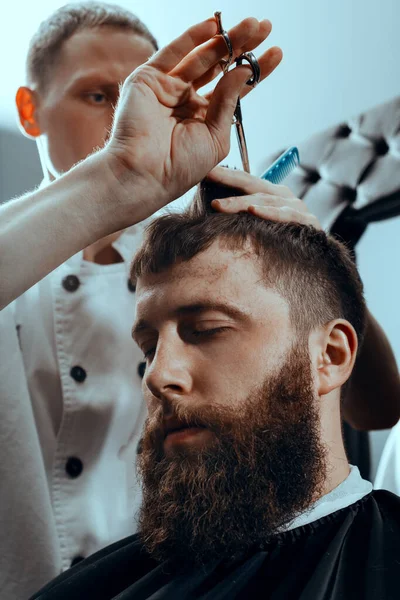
[143,347,156,360]
[192,326,230,338]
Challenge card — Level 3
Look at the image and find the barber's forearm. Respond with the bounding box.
[343,310,400,430]
[0,151,143,309]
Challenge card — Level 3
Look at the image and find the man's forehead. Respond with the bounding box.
[138,244,260,289]
[134,243,279,320]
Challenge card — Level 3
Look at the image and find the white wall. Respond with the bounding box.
[2,0,400,161]
[1,0,399,475]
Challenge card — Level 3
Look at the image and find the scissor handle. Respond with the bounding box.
[214,11,233,72]
[235,52,261,86]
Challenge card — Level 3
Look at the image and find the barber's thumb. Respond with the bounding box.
[235,64,255,91]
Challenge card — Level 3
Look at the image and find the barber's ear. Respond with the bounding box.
[16,87,42,138]
[310,320,358,397]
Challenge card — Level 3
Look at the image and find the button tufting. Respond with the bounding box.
[342,186,357,203]
[336,124,351,138]
[374,138,389,156]
[306,170,321,184]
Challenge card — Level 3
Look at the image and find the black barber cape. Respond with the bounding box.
[31,491,400,600]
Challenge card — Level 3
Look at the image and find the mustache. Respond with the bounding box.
[147,395,251,431]
[141,399,239,456]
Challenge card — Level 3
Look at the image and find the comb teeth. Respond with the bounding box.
[261,147,300,185]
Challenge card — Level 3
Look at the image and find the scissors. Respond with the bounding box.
[214,11,261,173]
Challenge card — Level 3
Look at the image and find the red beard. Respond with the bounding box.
[137,344,326,568]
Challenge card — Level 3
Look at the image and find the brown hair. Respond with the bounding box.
[132,179,367,350]
[26,2,158,91]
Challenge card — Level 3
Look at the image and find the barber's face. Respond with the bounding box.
[35,27,155,177]
[134,240,295,452]
[133,240,326,566]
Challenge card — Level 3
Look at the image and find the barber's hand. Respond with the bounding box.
[105,17,282,222]
[208,166,322,229]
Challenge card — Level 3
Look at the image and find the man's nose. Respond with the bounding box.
[144,341,192,401]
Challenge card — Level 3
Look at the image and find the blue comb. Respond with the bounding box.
[260,146,300,184]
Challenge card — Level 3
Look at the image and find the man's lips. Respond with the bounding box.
[165,426,206,438]
[162,418,210,445]
[163,421,206,438]
[163,416,201,436]
[164,426,210,446]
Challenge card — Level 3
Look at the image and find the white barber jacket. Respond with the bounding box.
[0,224,147,600]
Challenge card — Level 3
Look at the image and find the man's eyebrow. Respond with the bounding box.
[131,302,248,340]
[173,302,248,321]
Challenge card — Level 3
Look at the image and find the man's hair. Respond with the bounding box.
[26,2,158,92]
[132,179,367,352]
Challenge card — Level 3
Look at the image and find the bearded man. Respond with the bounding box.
[31,178,400,600]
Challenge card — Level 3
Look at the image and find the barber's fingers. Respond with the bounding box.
[148,18,218,73]
[203,46,281,142]
[201,46,282,100]
[212,194,322,229]
[207,166,296,199]
[173,19,271,86]
[148,17,267,81]
[248,204,322,229]
[212,193,305,213]
[205,65,257,145]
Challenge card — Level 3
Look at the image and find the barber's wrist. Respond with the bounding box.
[101,146,172,227]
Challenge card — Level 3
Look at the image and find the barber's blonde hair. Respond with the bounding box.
[26,1,158,91]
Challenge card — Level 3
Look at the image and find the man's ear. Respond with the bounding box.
[16,87,42,138]
[310,320,358,397]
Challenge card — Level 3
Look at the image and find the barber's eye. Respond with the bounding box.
[87,92,107,104]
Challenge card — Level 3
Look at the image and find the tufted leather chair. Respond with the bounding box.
[260,96,400,480]
[260,96,400,255]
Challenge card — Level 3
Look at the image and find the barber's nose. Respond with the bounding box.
[144,342,192,400]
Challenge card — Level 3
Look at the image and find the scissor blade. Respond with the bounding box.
[234,99,250,173]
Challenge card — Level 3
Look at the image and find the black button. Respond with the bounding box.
[336,124,351,138]
[66,457,83,478]
[70,366,87,383]
[375,138,389,156]
[127,279,136,293]
[62,275,80,292]
[71,555,85,567]
[137,362,146,379]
